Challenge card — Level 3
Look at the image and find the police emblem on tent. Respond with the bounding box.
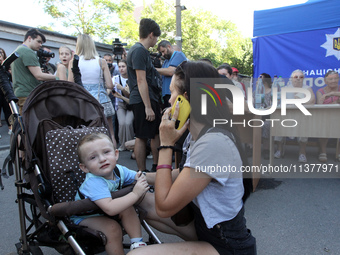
[321,28,340,60]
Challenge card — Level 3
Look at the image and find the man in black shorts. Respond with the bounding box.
[127,18,161,172]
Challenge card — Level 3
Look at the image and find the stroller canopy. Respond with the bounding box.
[22,80,107,149]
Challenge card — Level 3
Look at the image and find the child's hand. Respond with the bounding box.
[132,176,149,197]
[136,171,147,181]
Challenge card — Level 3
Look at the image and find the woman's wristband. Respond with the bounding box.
[157,145,178,151]
[156,164,173,170]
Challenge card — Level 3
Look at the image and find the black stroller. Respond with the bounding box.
[0,54,160,254]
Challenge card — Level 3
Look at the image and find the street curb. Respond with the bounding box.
[0,145,10,151]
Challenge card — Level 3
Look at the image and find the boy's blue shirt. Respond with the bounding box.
[76,164,136,202]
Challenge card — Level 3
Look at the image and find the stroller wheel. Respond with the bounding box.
[16,241,43,255]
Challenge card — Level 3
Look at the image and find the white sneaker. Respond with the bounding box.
[130,241,147,250]
[298,154,307,163]
[146,153,153,159]
[274,150,281,159]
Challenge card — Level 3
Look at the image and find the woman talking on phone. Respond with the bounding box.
[129,61,256,255]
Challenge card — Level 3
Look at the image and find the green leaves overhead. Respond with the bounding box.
[39,0,253,75]
[139,0,252,75]
[39,0,126,42]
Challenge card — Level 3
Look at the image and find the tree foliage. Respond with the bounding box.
[117,0,139,47]
[39,0,253,75]
[39,0,126,42]
[135,0,253,75]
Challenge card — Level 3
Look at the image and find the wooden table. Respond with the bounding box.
[269,104,340,166]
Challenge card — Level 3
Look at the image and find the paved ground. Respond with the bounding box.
[1,122,340,255]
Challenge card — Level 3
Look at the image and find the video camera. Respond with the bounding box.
[37,48,55,73]
[150,52,162,68]
[112,38,127,62]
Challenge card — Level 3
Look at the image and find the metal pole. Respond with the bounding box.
[58,221,86,255]
[175,0,182,50]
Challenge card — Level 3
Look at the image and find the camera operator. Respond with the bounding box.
[156,40,187,108]
[41,46,56,74]
[103,53,119,77]
[11,28,56,114]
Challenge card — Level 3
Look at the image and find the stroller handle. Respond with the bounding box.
[2,51,19,71]
[0,51,19,103]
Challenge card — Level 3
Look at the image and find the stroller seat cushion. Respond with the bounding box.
[46,126,109,203]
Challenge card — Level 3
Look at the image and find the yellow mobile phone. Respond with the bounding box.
[170,95,191,129]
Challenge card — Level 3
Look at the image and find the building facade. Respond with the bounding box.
[0,20,113,65]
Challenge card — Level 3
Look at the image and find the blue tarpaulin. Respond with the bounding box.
[252,0,340,92]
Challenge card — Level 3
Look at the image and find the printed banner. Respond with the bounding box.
[252,27,340,93]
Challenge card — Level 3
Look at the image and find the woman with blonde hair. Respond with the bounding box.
[68,34,116,145]
[55,45,72,80]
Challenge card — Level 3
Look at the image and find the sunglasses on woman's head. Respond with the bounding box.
[175,60,187,73]
[325,71,339,78]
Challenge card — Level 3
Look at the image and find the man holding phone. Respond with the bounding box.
[127,18,162,172]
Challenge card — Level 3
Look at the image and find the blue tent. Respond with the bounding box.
[252,0,340,92]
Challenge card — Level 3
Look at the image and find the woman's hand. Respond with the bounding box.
[115,82,124,91]
[320,93,327,103]
[112,91,123,99]
[124,86,130,94]
[159,102,189,146]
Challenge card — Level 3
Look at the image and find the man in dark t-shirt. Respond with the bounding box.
[127,18,161,172]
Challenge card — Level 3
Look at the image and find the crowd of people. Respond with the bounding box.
[1,16,339,255]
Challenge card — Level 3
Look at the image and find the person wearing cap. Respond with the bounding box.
[217,64,246,98]
[231,67,239,80]
[232,67,247,99]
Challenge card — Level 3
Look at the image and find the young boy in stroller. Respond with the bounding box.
[72,133,149,254]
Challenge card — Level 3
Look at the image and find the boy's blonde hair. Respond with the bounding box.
[77,133,113,163]
[75,34,98,60]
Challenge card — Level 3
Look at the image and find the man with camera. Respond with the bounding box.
[156,40,187,108]
[127,18,161,172]
[11,28,56,114]
[41,46,56,74]
[103,53,119,77]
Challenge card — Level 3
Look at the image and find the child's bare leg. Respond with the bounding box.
[80,216,124,255]
[120,206,142,239]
